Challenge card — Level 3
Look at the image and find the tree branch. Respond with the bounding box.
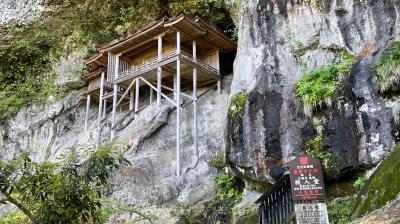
[1,191,34,221]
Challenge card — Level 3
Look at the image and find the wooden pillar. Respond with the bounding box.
[216,50,221,94]
[173,74,177,100]
[157,35,163,107]
[84,94,91,131]
[111,56,120,139]
[129,88,134,111]
[97,72,105,146]
[176,31,181,176]
[149,87,153,104]
[135,78,140,118]
[103,99,107,118]
[192,41,198,153]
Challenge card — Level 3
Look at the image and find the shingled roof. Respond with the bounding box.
[97,13,236,54]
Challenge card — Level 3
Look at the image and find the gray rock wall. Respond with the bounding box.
[227,0,400,182]
[0,73,232,222]
[108,77,232,223]
[0,0,45,25]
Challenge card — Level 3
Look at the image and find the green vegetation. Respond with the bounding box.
[352,144,400,219]
[210,155,226,170]
[305,134,340,170]
[335,5,346,13]
[100,198,156,223]
[0,144,130,223]
[177,175,244,223]
[295,40,304,49]
[353,177,367,189]
[373,41,400,92]
[0,0,232,120]
[0,27,58,121]
[293,0,321,10]
[327,197,356,224]
[296,51,355,116]
[213,175,243,207]
[0,211,30,224]
[228,92,248,118]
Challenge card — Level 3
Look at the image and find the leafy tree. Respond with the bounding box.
[0,144,130,223]
[0,0,233,120]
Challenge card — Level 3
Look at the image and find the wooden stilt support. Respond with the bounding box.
[192,41,198,153]
[129,88,134,110]
[150,87,153,104]
[217,50,221,94]
[103,99,107,118]
[96,72,105,146]
[135,78,140,118]
[157,35,163,107]
[176,31,181,176]
[84,94,91,131]
[173,74,177,100]
[111,56,120,139]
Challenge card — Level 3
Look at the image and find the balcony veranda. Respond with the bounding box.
[113,50,221,89]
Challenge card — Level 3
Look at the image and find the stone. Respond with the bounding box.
[0,0,45,25]
[226,0,400,182]
[351,195,400,224]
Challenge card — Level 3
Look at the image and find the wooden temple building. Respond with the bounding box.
[83,13,236,175]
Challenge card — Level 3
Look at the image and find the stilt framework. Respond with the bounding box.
[82,13,236,176]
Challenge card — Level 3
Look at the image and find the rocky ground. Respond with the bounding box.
[351,195,400,224]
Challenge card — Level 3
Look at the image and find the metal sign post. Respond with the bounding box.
[289,155,330,224]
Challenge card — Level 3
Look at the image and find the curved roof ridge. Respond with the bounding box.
[98,16,169,52]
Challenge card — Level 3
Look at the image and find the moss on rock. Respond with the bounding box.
[374,41,400,93]
[228,92,248,118]
[296,51,355,116]
[351,144,400,219]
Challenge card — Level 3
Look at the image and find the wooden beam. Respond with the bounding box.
[135,78,140,118]
[193,40,198,154]
[97,72,105,146]
[85,95,91,131]
[168,26,222,52]
[111,56,120,139]
[176,31,181,176]
[118,37,156,56]
[157,35,162,107]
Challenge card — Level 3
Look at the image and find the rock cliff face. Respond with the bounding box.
[226,0,400,182]
[1,0,400,223]
[0,0,45,25]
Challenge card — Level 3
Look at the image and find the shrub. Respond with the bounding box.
[100,198,155,223]
[178,175,244,223]
[305,134,339,170]
[353,177,367,189]
[210,155,226,170]
[228,92,248,118]
[373,41,400,92]
[327,197,355,224]
[0,144,130,223]
[0,32,58,120]
[296,51,355,116]
[0,211,30,224]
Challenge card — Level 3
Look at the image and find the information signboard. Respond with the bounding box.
[295,203,329,224]
[288,155,326,201]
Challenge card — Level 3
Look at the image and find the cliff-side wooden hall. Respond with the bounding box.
[83,13,236,175]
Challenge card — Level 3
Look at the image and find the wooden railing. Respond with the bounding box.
[116,50,219,80]
[256,173,295,224]
[180,51,219,74]
[118,51,177,79]
[88,81,113,92]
